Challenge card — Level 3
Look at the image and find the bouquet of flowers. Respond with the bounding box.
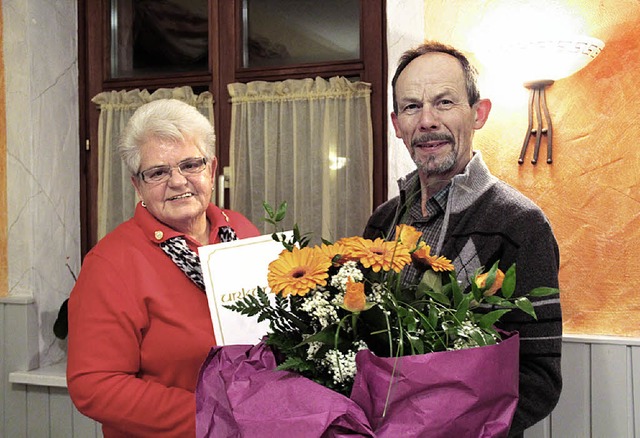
[195,202,558,437]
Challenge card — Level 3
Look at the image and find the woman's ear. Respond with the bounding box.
[131,175,143,198]
[130,175,147,206]
[473,98,492,129]
[210,156,218,181]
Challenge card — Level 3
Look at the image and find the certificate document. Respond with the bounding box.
[198,232,292,346]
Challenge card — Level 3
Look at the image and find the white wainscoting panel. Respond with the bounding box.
[3,298,639,437]
[1,298,103,438]
[526,335,640,438]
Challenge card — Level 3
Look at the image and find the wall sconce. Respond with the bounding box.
[515,37,605,164]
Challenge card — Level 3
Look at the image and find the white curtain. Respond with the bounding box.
[228,76,373,243]
[92,86,214,240]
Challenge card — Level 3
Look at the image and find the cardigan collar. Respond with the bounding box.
[133,202,232,246]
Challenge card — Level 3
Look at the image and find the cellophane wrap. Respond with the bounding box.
[196,333,519,438]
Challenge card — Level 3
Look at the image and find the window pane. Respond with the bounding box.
[243,0,360,68]
[110,0,209,78]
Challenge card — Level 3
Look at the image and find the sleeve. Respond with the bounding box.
[66,252,196,437]
[499,211,562,437]
[362,198,401,239]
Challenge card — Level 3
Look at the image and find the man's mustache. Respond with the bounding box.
[411,133,454,147]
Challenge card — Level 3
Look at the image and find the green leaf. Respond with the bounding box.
[501,264,516,299]
[470,281,483,302]
[454,294,471,322]
[483,295,502,305]
[450,273,463,307]
[483,296,516,308]
[274,201,288,222]
[484,261,500,290]
[528,287,560,297]
[515,297,537,319]
[469,329,491,347]
[419,270,442,293]
[296,328,337,347]
[403,312,417,332]
[263,201,275,218]
[276,356,313,373]
[424,291,450,306]
[408,336,424,355]
[300,237,311,248]
[293,225,302,243]
[479,330,498,346]
[478,309,512,329]
[484,326,500,341]
[427,306,439,329]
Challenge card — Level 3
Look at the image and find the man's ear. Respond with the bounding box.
[473,98,492,129]
[391,111,402,138]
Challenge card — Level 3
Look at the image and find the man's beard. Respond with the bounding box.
[411,133,456,175]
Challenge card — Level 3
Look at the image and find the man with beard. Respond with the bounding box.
[363,41,562,437]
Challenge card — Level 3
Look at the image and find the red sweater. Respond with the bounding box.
[67,203,260,437]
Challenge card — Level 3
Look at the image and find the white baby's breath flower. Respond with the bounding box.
[300,287,339,329]
[355,340,368,351]
[321,341,368,385]
[448,321,498,350]
[323,348,359,384]
[306,341,322,360]
[330,290,345,307]
[369,282,386,304]
[330,261,364,292]
[452,337,478,350]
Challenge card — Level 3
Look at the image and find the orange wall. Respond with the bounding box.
[424,0,640,336]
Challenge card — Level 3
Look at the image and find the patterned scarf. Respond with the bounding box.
[160,226,238,291]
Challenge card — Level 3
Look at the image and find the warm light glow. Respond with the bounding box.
[329,153,347,170]
[476,36,604,84]
[468,5,604,87]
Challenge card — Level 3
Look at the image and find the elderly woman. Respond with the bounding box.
[67,99,260,437]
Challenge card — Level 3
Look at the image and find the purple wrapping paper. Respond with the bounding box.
[196,333,519,438]
[350,332,520,438]
[195,342,375,438]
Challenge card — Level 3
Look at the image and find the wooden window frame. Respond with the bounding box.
[78,0,387,256]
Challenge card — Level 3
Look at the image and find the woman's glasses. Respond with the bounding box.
[138,157,208,183]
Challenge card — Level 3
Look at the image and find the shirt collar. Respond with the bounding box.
[432,184,450,211]
[134,202,231,245]
[406,183,450,221]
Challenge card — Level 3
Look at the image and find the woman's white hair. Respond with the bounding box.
[118,99,216,175]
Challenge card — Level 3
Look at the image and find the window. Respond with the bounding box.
[79,0,386,254]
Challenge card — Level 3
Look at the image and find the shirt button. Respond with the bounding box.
[154,231,164,240]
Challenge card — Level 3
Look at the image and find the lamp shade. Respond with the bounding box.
[477,35,605,83]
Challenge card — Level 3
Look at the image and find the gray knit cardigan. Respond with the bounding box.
[363,152,562,436]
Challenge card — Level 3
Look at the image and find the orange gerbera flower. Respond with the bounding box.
[475,269,505,296]
[343,277,367,312]
[335,236,363,258]
[318,242,353,265]
[412,245,455,272]
[395,224,423,251]
[349,237,411,273]
[267,246,332,297]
